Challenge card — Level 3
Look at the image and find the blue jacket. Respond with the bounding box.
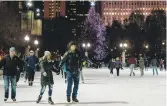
[62,64,67,72]
[26,55,39,71]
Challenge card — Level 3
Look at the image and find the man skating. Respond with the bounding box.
[25,50,39,86]
[0,47,22,102]
[139,57,145,76]
[151,57,158,76]
[59,41,86,103]
[128,55,136,76]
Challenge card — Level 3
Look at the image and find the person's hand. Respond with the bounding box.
[43,72,47,76]
[56,71,60,75]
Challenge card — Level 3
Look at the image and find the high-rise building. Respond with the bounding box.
[101,1,166,25]
[44,1,66,19]
[66,1,89,36]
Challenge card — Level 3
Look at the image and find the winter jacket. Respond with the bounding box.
[151,59,158,67]
[108,60,115,69]
[0,55,22,76]
[115,61,122,68]
[60,50,84,72]
[40,59,58,86]
[128,57,136,65]
[25,55,39,71]
[139,58,145,68]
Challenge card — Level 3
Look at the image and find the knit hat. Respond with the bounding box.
[9,47,15,52]
[29,50,34,53]
[44,51,51,56]
[68,41,77,49]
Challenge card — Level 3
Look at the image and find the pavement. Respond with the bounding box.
[0,68,166,106]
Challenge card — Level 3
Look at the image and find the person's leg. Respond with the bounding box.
[140,68,142,76]
[48,85,54,104]
[80,70,84,83]
[64,72,67,83]
[130,65,133,76]
[152,66,155,75]
[66,71,73,102]
[66,71,73,97]
[142,68,144,76]
[31,71,35,86]
[110,68,113,74]
[16,71,20,83]
[155,66,158,75]
[116,68,119,76]
[10,76,17,100]
[72,72,80,102]
[36,85,46,103]
[4,76,9,100]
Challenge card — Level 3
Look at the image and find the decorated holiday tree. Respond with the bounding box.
[81,2,107,60]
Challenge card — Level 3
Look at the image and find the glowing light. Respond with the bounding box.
[90,1,95,6]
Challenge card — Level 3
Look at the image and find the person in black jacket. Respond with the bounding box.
[0,47,22,102]
[108,58,115,77]
[36,51,60,105]
[59,41,84,103]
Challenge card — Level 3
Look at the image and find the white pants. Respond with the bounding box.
[130,64,135,76]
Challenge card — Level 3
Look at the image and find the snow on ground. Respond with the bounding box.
[0,68,166,106]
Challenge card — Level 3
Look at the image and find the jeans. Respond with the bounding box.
[152,66,158,75]
[4,75,16,99]
[66,71,80,97]
[39,85,53,97]
[28,71,35,83]
[140,67,144,76]
[130,64,135,76]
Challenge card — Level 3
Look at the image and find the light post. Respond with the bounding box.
[34,39,39,57]
[24,35,30,55]
[120,42,128,66]
[82,42,91,57]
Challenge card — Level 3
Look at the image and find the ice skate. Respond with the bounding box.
[48,97,54,105]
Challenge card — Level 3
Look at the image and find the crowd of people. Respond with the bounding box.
[108,55,166,77]
[0,41,166,105]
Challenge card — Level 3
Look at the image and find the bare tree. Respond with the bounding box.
[0,2,25,49]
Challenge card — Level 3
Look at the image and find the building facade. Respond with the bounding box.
[44,1,66,19]
[102,1,166,25]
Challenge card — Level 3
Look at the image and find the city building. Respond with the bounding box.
[44,1,66,19]
[101,1,166,25]
[66,1,89,36]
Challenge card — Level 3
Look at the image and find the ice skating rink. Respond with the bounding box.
[0,68,166,106]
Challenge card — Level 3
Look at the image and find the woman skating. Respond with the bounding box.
[36,51,60,105]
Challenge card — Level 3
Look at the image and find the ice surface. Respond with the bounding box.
[0,68,166,106]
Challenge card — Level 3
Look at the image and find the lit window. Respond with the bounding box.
[143,8,145,10]
[109,12,111,15]
[106,12,108,15]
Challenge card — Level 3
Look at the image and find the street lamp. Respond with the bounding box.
[24,35,30,55]
[26,1,33,8]
[24,35,30,41]
[36,8,40,12]
[120,42,128,66]
[34,39,39,45]
[162,42,165,45]
[145,45,149,49]
[82,42,91,57]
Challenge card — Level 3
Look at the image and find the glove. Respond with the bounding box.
[56,72,60,75]
[21,72,24,77]
[43,72,47,76]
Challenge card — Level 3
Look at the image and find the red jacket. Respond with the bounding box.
[128,57,136,64]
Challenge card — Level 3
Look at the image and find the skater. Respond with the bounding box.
[159,59,164,71]
[128,55,136,76]
[151,57,158,76]
[36,51,60,104]
[115,57,122,76]
[0,47,22,102]
[139,57,145,76]
[59,41,88,103]
[144,58,149,71]
[25,50,39,86]
[108,58,115,76]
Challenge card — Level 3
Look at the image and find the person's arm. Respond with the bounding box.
[0,57,6,69]
[59,52,69,68]
[17,57,23,72]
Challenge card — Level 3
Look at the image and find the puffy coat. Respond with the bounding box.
[40,59,58,86]
[139,58,145,68]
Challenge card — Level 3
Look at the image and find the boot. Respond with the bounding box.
[36,95,42,103]
[28,82,31,86]
[12,98,16,102]
[72,95,79,102]
[31,82,33,86]
[4,98,8,102]
[67,96,71,103]
[48,97,54,105]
